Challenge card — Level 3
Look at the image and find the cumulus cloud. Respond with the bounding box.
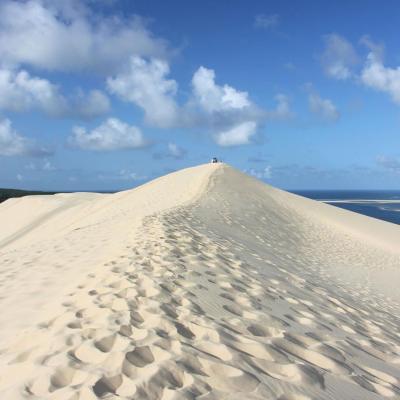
[0,0,169,74]
[107,57,179,128]
[248,166,272,179]
[167,143,186,159]
[214,121,257,147]
[0,118,31,156]
[191,67,291,144]
[0,118,51,156]
[254,14,279,29]
[153,142,187,160]
[191,66,263,146]
[0,0,291,149]
[268,94,293,119]
[360,35,385,60]
[107,61,266,146]
[320,34,358,80]
[320,34,400,106]
[192,66,251,112]
[360,53,400,104]
[308,90,339,121]
[68,118,148,151]
[0,67,110,118]
[0,68,67,115]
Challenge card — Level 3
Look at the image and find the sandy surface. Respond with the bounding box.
[0,163,399,399]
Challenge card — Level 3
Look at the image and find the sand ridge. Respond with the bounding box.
[0,164,215,348]
[0,163,400,399]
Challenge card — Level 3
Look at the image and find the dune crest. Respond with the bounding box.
[0,163,400,399]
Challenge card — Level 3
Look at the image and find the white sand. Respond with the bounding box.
[0,163,399,399]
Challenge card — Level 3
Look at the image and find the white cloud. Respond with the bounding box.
[320,34,400,106]
[248,166,272,179]
[254,14,279,29]
[16,173,23,181]
[0,1,291,150]
[321,34,358,80]
[0,67,110,118]
[68,117,147,151]
[167,143,186,159]
[0,118,51,156]
[0,0,169,74]
[0,68,67,116]
[192,66,251,112]
[191,66,263,146]
[107,57,179,128]
[360,53,400,104]
[108,62,281,147]
[214,121,257,147]
[268,94,293,119]
[153,142,187,160]
[321,35,400,106]
[107,60,262,145]
[360,35,385,60]
[308,91,339,121]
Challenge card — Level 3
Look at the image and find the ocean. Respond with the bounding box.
[291,190,400,225]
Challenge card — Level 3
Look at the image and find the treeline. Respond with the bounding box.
[0,188,56,204]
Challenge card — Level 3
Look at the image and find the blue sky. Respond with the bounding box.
[1,0,400,190]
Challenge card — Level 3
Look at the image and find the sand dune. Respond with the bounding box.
[0,163,399,399]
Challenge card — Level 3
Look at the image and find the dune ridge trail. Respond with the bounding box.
[0,164,400,399]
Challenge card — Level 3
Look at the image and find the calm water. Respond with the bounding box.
[291,191,400,225]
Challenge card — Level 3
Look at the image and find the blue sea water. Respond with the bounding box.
[291,191,400,225]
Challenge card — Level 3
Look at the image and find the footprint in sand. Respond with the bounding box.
[125,346,155,368]
[200,360,260,393]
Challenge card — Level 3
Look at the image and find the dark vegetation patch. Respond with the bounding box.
[0,188,56,203]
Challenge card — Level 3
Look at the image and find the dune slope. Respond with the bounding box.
[0,163,399,400]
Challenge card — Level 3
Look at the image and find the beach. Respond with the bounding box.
[0,163,399,399]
